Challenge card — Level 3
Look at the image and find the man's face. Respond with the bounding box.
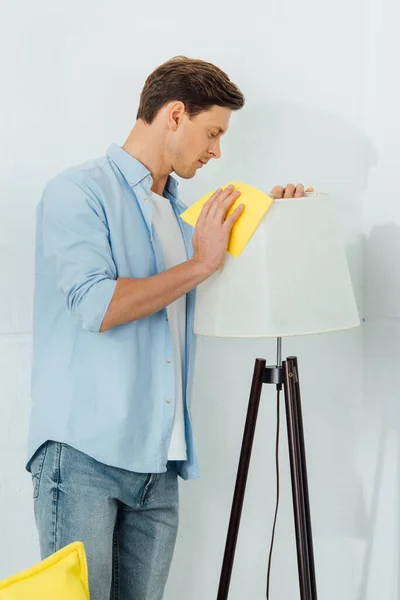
[168,105,231,179]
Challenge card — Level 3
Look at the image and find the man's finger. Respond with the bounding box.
[209,184,235,217]
[200,188,223,220]
[294,183,305,198]
[217,189,241,220]
[284,184,296,198]
[224,203,245,230]
[271,185,284,199]
[306,187,314,193]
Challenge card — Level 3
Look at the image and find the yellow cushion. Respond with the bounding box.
[0,542,90,600]
[180,180,274,258]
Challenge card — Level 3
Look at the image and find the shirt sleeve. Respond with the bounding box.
[40,173,118,333]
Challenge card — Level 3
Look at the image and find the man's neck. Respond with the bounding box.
[122,120,171,195]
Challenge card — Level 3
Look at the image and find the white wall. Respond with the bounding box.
[0,0,393,598]
[358,0,400,596]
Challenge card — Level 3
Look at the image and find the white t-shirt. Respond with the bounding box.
[151,191,187,461]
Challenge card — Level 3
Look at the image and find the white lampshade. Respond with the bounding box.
[193,193,360,338]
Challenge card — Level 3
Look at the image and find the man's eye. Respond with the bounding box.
[209,132,217,139]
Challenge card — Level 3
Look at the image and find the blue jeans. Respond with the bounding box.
[30,441,179,600]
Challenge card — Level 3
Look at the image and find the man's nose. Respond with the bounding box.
[209,139,221,159]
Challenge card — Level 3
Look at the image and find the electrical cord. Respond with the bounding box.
[266,387,281,599]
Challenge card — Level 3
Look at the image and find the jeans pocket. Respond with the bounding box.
[31,443,48,499]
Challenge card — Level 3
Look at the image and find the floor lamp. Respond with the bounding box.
[192,193,360,599]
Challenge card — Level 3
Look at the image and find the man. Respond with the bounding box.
[27,56,312,599]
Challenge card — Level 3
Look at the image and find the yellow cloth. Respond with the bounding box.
[0,542,90,600]
[180,180,274,258]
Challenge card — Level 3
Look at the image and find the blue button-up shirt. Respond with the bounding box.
[27,143,199,480]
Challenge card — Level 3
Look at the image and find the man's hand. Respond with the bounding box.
[192,184,244,276]
[191,182,314,279]
[101,186,244,330]
[271,183,314,199]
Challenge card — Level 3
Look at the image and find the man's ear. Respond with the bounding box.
[167,101,186,131]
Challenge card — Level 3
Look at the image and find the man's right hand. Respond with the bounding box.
[191,184,244,275]
[101,185,244,332]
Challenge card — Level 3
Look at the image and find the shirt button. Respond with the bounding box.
[166,398,172,404]
[146,176,151,182]
[165,315,169,321]
[166,357,172,363]
[150,236,154,243]
[144,197,149,203]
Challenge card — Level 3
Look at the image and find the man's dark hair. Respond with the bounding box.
[136,56,245,124]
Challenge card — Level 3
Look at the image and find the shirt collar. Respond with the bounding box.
[106,143,179,198]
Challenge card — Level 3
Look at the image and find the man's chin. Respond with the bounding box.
[174,168,197,180]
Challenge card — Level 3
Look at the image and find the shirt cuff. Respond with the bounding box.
[79,278,118,333]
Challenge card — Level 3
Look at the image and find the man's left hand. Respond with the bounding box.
[270,183,314,199]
